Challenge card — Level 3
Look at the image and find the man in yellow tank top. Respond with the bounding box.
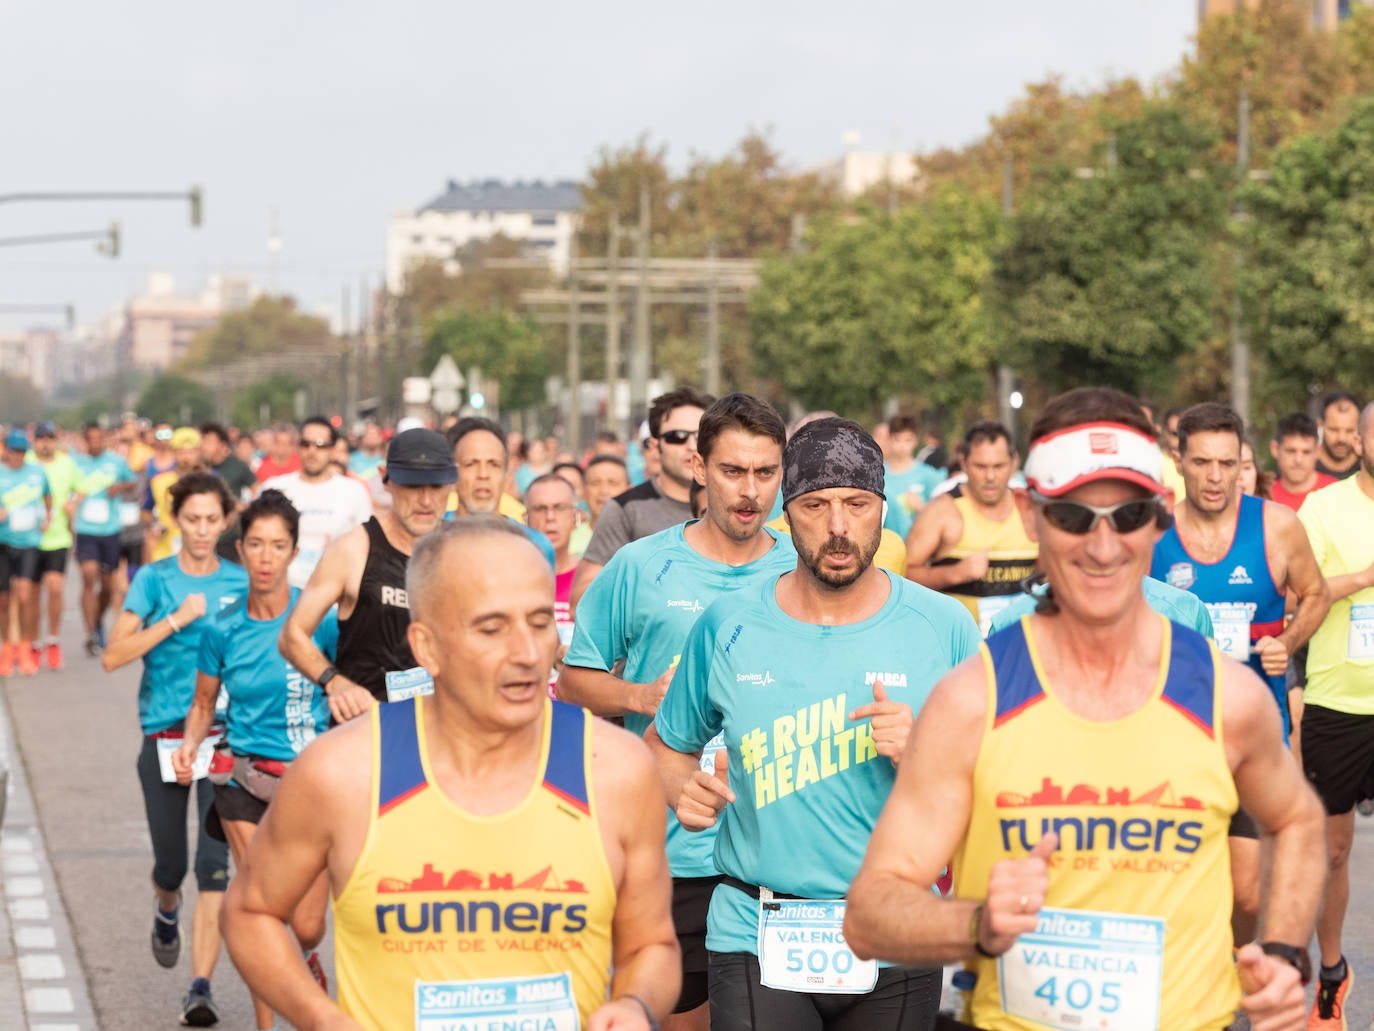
[222,517,680,1030]
[905,421,1038,635]
[846,387,1325,1030]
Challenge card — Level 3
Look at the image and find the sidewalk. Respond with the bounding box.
[0,677,98,1030]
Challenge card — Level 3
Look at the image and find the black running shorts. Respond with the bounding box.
[671,875,721,1012]
[1301,704,1374,815]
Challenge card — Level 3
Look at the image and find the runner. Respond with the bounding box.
[570,387,714,610]
[254,423,301,482]
[584,453,632,533]
[843,386,1325,1030]
[650,415,979,1030]
[1270,412,1335,512]
[552,461,592,555]
[1316,391,1362,481]
[29,421,82,670]
[199,422,257,563]
[524,473,581,690]
[1294,400,1374,1027]
[905,421,1038,635]
[882,413,945,542]
[1150,401,1330,946]
[0,428,51,677]
[74,423,138,656]
[1239,435,1273,499]
[101,471,249,1027]
[144,427,207,562]
[561,393,795,1031]
[171,489,331,1031]
[260,416,373,589]
[446,417,556,565]
[347,422,386,479]
[279,427,454,717]
[221,517,680,1030]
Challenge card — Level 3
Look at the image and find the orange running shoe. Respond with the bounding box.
[17,643,39,676]
[44,642,62,671]
[1307,962,1352,1029]
[0,642,14,677]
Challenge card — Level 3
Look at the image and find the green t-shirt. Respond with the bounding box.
[28,451,82,551]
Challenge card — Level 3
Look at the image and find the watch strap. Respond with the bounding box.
[1259,941,1312,985]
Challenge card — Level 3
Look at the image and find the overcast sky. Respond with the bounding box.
[0,1,1196,336]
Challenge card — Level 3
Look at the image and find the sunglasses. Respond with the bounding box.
[301,439,334,450]
[1031,492,1160,535]
[659,429,698,446]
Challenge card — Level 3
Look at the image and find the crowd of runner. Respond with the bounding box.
[12,385,1359,1029]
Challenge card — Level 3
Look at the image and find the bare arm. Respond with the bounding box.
[102,593,206,673]
[1269,506,1330,656]
[1324,561,1374,603]
[558,662,672,718]
[171,672,222,784]
[590,722,681,1027]
[221,735,361,1031]
[903,498,973,587]
[1223,660,1326,947]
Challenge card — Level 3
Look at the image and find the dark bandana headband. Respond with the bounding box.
[783,417,887,507]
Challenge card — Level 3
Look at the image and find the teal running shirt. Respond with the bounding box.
[0,463,49,548]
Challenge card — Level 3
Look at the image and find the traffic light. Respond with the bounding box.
[189,186,203,228]
[99,221,121,259]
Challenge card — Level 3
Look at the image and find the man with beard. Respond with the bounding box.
[447,417,555,567]
[571,387,714,611]
[560,394,794,1031]
[1316,391,1362,481]
[905,421,1038,636]
[649,416,978,1030]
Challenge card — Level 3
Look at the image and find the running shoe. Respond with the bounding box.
[1358,798,1374,817]
[94,622,107,649]
[1307,962,1351,1029]
[151,892,181,969]
[0,642,14,677]
[180,977,218,1027]
[44,642,62,671]
[305,949,327,993]
[84,632,100,657]
[17,644,39,676]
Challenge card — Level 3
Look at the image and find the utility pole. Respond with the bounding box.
[998,152,1016,438]
[340,284,352,422]
[566,235,582,454]
[628,184,652,435]
[605,207,622,437]
[1230,85,1252,427]
[704,239,721,396]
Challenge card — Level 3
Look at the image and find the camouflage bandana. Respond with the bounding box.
[782,417,887,508]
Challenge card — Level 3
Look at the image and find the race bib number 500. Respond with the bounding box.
[415,972,579,1031]
[757,898,878,995]
[998,907,1164,1031]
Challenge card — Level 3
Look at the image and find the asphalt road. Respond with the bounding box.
[2,585,1374,1028]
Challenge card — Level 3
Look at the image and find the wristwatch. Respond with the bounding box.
[1259,941,1312,985]
[316,666,339,691]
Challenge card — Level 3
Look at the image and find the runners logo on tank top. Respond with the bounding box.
[995,776,1204,871]
[374,863,590,941]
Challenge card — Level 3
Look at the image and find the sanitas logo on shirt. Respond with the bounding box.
[667,598,704,614]
[736,671,776,686]
[1228,565,1253,585]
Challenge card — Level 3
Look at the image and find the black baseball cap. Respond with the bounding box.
[34,421,57,439]
[385,428,456,486]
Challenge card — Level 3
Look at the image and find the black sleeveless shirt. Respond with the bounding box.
[336,517,416,702]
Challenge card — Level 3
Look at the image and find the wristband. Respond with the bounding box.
[166,614,180,634]
[1259,941,1312,985]
[970,904,997,959]
[317,666,339,691]
[615,994,659,1031]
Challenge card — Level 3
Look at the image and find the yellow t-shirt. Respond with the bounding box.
[1299,475,1374,714]
[955,616,1238,1030]
[148,469,181,562]
[333,697,616,1030]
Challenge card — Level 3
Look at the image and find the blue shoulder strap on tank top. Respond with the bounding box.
[1160,624,1216,739]
[377,698,427,815]
[987,620,1046,728]
[542,701,590,815]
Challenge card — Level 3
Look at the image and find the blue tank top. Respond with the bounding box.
[1150,494,1289,736]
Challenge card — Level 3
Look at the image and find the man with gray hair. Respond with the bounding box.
[649,416,978,1029]
[225,517,680,1031]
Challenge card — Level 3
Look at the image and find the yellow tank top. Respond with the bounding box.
[940,495,1038,633]
[953,616,1239,1030]
[150,470,180,562]
[333,696,617,1030]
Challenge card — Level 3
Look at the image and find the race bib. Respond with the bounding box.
[699,731,725,773]
[155,730,223,784]
[1348,603,1374,660]
[118,501,141,527]
[386,666,434,703]
[1206,603,1251,662]
[998,907,1164,1031]
[757,897,878,995]
[8,506,37,533]
[81,498,111,525]
[415,972,579,1031]
[976,595,1017,638]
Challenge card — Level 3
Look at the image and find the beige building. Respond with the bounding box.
[812,151,920,199]
[123,273,257,370]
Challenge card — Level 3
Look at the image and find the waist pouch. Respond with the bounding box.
[231,754,289,803]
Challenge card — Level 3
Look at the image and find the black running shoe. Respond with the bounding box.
[180,977,218,1027]
[151,892,181,969]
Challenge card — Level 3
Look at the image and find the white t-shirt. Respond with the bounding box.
[260,472,374,588]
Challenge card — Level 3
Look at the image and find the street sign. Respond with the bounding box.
[430,355,464,391]
[402,377,431,405]
[432,388,461,414]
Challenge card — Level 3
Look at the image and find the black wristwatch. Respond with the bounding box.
[1260,941,1312,985]
[316,665,339,691]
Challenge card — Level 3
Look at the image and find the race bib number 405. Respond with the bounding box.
[757,898,878,995]
[998,907,1164,1031]
[415,972,579,1031]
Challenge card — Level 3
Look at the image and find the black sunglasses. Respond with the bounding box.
[1031,492,1159,535]
[659,429,698,446]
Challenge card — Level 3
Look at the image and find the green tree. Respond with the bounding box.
[749,188,1006,420]
[1243,95,1374,414]
[137,374,216,426]
[421,308,551,413]
[232,374,307,429]
[993,103,1230,398]
[179,296,334,372]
